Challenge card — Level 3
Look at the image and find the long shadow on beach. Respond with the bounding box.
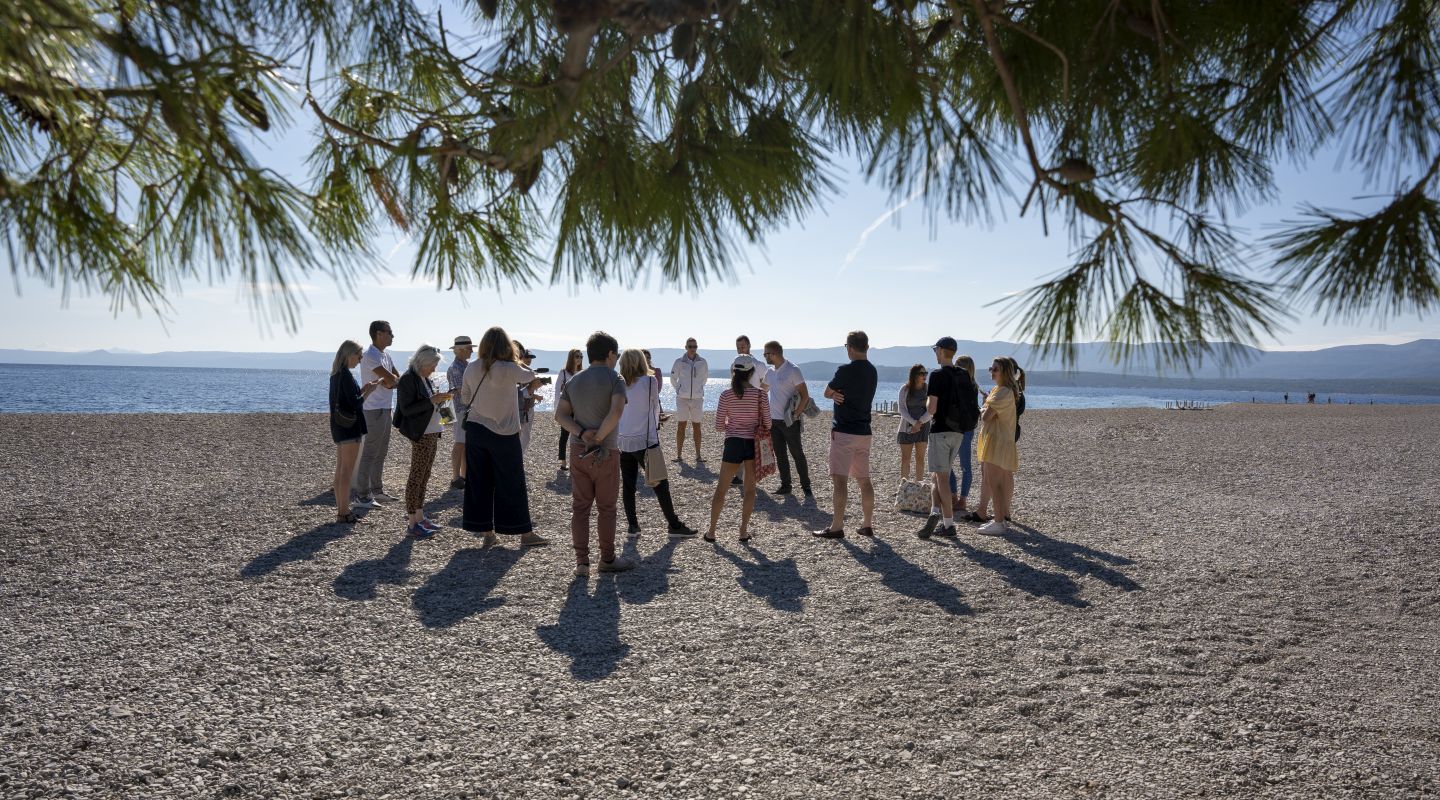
[297,490,339,507]
[333,537,415,601]
[240,523,349,579]
[841,538,972,616]
[412,546,526,628]
[675,460,717,483]
[712,542,808,613]
[617,537,683,606]
[943,537,1089,608]
[536,576,630,681]
[1003,524,1142,592]
[750,492,828,525]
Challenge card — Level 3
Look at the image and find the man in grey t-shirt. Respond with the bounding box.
[556,331,635,576]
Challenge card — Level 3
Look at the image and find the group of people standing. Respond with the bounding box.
[327,324,1026,576]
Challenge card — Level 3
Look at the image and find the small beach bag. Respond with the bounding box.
[894,478,932,513]
[642,377,671,487]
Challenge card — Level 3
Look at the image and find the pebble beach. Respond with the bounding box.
[2,405,1439,798]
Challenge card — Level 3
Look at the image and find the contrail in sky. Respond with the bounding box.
[838,146,951,275]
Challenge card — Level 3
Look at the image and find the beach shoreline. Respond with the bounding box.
[3,405,1438,797]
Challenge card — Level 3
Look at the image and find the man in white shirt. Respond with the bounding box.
[670,338,708,462]
[763,341,813,498]
[352,320,401,507]
[733,335,766,390]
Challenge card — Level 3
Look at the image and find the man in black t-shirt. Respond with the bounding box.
[916,336,975,539]
[814,330,878,538]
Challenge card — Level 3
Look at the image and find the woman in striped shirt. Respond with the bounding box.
[705,357,772,543]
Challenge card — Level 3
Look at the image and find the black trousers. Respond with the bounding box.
[463,422,533,534]
[557,427,569,461]
[620,448,683,530]
[770,419,812,491]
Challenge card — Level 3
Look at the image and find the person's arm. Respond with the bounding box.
[556,397,583,437]
[794,373,811,415]
[715,392,730,432]
[758,392,771,435]
[359,378,380,398]
[670,360,682,392]
[697,359,709,386]
[899,386,917,424]
[825,368,845,404]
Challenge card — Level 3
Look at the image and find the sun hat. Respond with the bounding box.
[452,335,473,349]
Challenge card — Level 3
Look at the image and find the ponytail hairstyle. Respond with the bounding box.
[990,358,1020,395]
[731,363,753,397]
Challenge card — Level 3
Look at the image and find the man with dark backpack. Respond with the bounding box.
[916,337,977,539]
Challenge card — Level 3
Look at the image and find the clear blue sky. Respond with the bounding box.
[4,121,1435,354]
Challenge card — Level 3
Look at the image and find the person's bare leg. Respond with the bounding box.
[858,477,875,529]
[677,422,687,461]
[994,466,1014,524]
[335,442,359,515]
[708,461,740,537]
[975,461,991,518]
[914,441,927,482]
[899,443,913,480]
[692,423,703,460]
[932,472,953,519]
[828,475,847,531]
[740,460,757,538]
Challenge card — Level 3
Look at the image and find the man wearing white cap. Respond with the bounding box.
[446,335,473,489]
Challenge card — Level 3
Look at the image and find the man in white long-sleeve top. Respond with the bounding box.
[670,338,708,462]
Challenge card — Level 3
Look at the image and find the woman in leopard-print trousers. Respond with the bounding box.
[406,432,441,515]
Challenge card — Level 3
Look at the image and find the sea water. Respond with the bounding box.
[1,363,1435,414]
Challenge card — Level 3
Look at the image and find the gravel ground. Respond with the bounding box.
[2,406,1439,799]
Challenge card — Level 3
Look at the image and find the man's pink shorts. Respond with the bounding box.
[828,431,872,479]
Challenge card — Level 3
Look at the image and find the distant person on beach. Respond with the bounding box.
[394,344,452,539]
[916,338,980,539]
[705,357,771,543]
[446,335,473,490]
[1284,393,1290,404]
[975,358,1021,536]
[329,340,382,524]
[671,338,708,462]
[763,340,814,498]
[460,327,550,549]
[352,320,401,509]
[617,349,696,538]
[554,349,583,472]
[949,355,985,523]
[557,331,635,575]
[897,363,931,482]
[514,341,542,451]
[815,330,878,539]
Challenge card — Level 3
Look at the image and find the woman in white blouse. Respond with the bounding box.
[616,349,696,537]
[458,326,550,548]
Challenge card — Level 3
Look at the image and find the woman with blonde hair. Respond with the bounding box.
[329,340,382,523]
[394,344,452,538]
[616,349,696,537]
[975,357,1020,535]
[459,326,549,548]
[554,348,583,471]
[897,364,931,480]
[949,355,983,520]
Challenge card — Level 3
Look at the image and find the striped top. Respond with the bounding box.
[715,387,771,439]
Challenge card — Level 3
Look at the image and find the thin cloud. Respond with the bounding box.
[839,146,951,275]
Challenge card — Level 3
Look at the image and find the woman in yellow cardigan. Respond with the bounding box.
[975,358,1020,535]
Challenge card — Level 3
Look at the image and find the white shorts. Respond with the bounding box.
[675,397,704,423]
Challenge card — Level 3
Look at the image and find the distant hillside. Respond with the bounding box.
[3,338,1438,382]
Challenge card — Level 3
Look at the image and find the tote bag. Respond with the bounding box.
[642,376,670,487]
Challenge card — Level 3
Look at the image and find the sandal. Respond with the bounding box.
[336,512,360,524]
[703,534,717,543]
[738,534,753,543]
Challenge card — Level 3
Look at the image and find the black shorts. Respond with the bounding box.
[722,436,756,464]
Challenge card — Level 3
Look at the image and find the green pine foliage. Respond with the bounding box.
[2,0,1437,366]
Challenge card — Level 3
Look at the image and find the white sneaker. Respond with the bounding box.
[352,497,380,509]
[976,520,1009,536]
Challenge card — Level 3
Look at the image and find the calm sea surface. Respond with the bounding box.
[2,363,1436,414]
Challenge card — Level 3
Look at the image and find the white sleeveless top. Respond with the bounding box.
[617,375,660,453]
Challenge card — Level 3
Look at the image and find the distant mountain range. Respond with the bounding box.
[4,338,1438,384]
